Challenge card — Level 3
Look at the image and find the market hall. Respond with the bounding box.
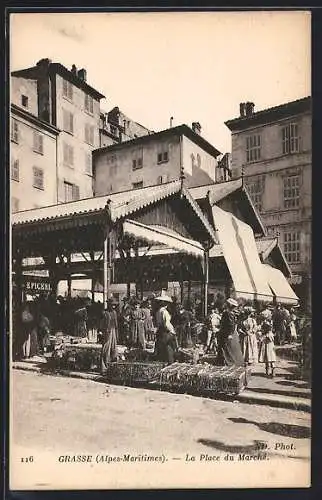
[11,179,299,394]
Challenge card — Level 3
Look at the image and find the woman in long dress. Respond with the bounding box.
[74,301,88,338]
[154,291,178,364]
[100,300,119,375]
[239,307,259,365]
[141,300,155,342]
[21,301,35,359]
[258,320,276,377]
[204,304,221,354]
[217,298,244,367]
[129,300,146,349]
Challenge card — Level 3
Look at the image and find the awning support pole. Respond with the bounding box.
[67,276,72,298]
[203,249,209,318]
[103,233,109,309]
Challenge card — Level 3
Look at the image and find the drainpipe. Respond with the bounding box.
[55,136,59,203]
[179,135,184,194]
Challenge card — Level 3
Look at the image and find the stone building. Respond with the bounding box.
[99,106,153,147]
[10,103,60,212]
[93,123,221,195]
[11,58,105,206]
[225,97,312,309]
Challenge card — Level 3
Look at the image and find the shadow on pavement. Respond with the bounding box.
[245,386,310,399]
[197,438,266,455]
[228,417,311,439]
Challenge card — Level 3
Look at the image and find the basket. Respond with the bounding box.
[105,361,166,385]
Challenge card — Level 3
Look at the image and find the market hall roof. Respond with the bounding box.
[190,178,266,237]
[11,180,217,243]
[190,178,243,204]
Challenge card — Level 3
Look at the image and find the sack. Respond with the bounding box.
[22,310,33,323]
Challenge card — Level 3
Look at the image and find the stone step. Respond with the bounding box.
[237,389,311,412]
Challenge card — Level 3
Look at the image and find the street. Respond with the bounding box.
[10,370,311,489]
[12,369,310,456]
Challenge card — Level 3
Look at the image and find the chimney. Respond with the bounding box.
[170,116,174,127]
[36,58,52,68]
[192,122,201,135]
[245,101,255,117]
[71,64,77,75]
[239,102,246,117]
[77,68,87,81]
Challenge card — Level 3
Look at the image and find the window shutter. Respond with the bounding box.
[39,134,44,154]
[73,184,80,200]
[69,113,74,134]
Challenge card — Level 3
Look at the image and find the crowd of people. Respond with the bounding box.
[13,290,309,379]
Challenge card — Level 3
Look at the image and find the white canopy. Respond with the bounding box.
[263,264,299,305]
[123,219,205,258]
[211,206,273,301]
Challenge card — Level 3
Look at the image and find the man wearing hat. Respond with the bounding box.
[154,290,178,363]
[217,298,244,366]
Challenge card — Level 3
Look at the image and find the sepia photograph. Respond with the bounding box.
[8,9,311,490]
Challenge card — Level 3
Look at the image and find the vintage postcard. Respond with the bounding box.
[8,10,311,490]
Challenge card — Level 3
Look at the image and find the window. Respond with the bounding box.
[132,181,143,189]
[157,145,169,164]
[11,159,19,181]
[85,123,95,145]
[84,94,94,114]
[64,181,80,202]
[33,131,44,154]
[63,109,74,134]
[245,176,264,212]
[157,175,163,185]
[62,79,73,100]
[63,142,74,167]
[283,231,300,264]
[85,152,92,175]
[246,134,261,163]
[132,149,143,170]
[282,123,299,154]
[33,167,44,190]
[11,119,19,143]
[12,197,19,213]
[283,175,300,209]
[21,95,28,108]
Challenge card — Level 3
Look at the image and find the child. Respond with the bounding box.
[258,320,276,377]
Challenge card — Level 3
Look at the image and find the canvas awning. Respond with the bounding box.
[123,219,204,258]
[263,264,299,305]
[211,206,273,301]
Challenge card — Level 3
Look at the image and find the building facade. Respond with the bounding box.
[11,58,105,206]
[93,124,221,195]
[99,106,153,148]
[225,97,311,309]
[10,104,59,212]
